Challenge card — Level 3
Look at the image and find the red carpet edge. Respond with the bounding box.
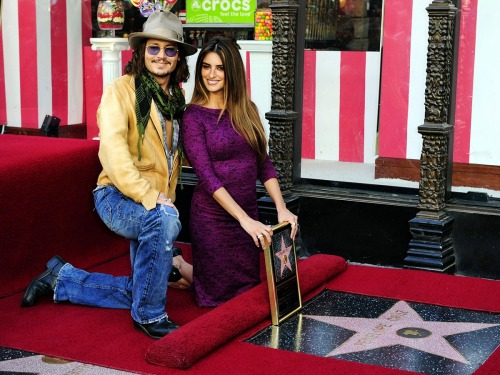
[329,264,500,313]
[145,253,348,369]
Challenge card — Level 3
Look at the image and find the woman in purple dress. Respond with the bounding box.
[182,38,299,307]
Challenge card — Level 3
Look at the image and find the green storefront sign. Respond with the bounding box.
[187,0,257,24]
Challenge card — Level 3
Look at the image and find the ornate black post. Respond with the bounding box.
[257,0,305,255]
[265,0,299,193]
[405,0,457,273]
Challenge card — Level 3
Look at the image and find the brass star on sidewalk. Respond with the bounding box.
[304,300,500,364]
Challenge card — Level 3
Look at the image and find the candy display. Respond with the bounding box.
[254,8,273,41]
[131,0,178,18]
[97,0,125,31]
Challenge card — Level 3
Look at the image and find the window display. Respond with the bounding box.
[91,0,261,46]
[96,0,125,36]
[305,0,382,51]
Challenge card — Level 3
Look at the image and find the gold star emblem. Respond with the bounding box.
[275,234,293,277]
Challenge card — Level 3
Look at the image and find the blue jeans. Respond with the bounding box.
[54,186,181,324]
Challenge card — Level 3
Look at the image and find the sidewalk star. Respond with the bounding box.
[304,300,500,364]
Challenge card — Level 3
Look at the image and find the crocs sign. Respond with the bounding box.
[187,0,256,24]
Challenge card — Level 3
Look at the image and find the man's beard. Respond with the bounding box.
[152,71,171,78]
[148,59,172,78]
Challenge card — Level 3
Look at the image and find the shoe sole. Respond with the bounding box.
[133,322,163,340]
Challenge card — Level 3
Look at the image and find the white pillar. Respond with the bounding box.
[90,38,130,89]
[237,40,272,136]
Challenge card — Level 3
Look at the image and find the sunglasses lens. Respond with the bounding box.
[146,46,178,57]
[147,46,160,55]
[165,48,178,57]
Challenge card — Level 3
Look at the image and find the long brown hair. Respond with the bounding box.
[190,37,268,164]
[124,39,190,86]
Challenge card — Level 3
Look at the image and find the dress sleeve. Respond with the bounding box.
[182,107,225,195]
[258,154,278,184]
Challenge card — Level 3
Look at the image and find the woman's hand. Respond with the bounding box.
[240,216,273,248]
[262,178,299,240]
[211,187,273,248]
[278,208,299,240]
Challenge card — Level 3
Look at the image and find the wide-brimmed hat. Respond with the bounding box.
[128,10,197,56]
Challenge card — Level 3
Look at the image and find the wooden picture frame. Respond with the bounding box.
[263,221,302,325]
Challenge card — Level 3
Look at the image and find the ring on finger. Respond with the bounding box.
[257,234,263,239]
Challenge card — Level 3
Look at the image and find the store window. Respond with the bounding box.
[91,1,270,46]
[305,0,382,51]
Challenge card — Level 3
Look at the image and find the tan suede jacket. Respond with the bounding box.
[96,74,180,210]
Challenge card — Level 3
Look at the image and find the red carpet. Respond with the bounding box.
[329,265,500,313]
[1,250,499,374]
[0,248,348,374]
[146,253,346,368]
[0,135,129,297]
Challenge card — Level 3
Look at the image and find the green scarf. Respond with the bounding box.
[135,70,186,161]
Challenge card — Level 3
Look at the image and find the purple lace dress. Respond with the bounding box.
[182,105,278,307]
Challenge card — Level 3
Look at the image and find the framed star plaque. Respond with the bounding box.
[263,221,302,325]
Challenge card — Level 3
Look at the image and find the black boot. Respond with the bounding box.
[133,317,180,339]
[168,246,183,283]
[20,255,67,307]
[168,266,183,283]
[172,246,182,258]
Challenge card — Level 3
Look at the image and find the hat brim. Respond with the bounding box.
[128,32,198,56]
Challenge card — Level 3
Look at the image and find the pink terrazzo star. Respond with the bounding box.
[275,234,293,277]
[305,300,500,364]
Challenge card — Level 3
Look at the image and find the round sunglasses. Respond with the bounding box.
[146,45,179,57]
